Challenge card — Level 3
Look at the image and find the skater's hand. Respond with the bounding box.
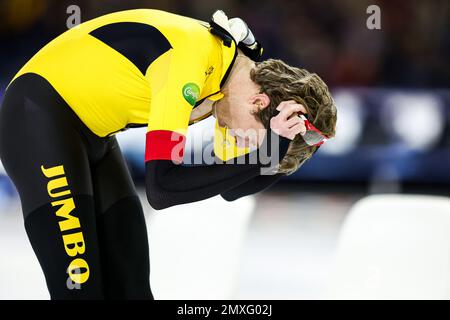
[270,100,307,140]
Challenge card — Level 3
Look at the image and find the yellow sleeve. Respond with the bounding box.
[144,49,206,163]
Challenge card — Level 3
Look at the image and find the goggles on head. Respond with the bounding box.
[299,115,329,147]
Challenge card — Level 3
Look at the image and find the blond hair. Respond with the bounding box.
[250,59,337,175]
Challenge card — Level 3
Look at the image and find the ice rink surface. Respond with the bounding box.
[0,188,357,300]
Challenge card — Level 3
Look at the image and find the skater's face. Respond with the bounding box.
[212,55,270,148]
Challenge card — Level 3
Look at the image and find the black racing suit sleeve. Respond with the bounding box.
[220,173,283,202]
[145,132,290,210]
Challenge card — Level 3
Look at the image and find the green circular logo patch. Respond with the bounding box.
[182,83,200,106]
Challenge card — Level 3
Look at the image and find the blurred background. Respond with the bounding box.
[0,0,449,299]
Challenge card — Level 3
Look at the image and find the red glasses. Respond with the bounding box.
[299,115,329,147]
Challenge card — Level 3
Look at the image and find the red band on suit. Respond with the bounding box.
[145,130,186,163]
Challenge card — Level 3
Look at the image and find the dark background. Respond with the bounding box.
[1,0,449,87]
